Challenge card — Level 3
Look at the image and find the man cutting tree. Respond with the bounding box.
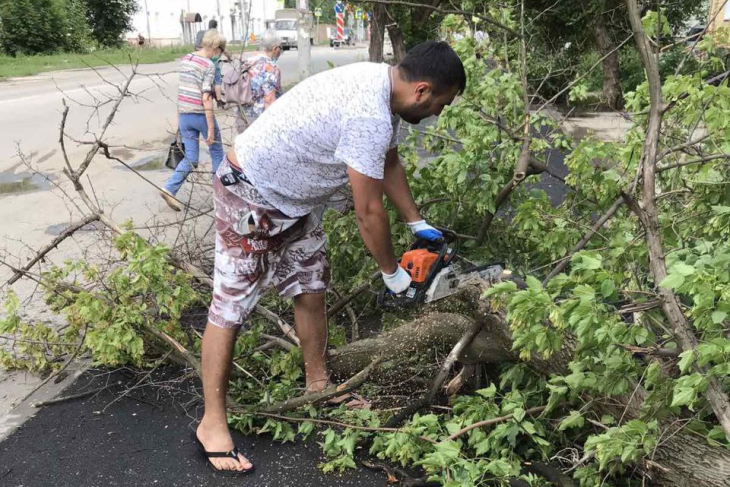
[193,41,466,475]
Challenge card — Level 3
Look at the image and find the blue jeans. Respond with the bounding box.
[164,113,223,196]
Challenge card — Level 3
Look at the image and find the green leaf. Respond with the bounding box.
[298,421,315,437]
[512,407,526,422]
[659,273,684,289]
[678,350,695,374]
[600,279,615,298]
[578,255,602,270]
[711,310,727,324]
[483,280,517,297]
[525,276,542,292]
[672,263,695,277]
[558,410,585,431]
[671,374,706,409]
[476,383,497,399]
[671,386,696,408]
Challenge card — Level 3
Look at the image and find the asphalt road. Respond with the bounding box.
[0,367,385,487]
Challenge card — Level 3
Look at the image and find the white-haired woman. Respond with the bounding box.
[234,29,283,133]
[161,30,227,211]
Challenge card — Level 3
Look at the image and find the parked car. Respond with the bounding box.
[330,28,353,47]
[685,25,705,46]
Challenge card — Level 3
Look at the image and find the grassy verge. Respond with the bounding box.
[0,44,263,80]
[0,45,194,80]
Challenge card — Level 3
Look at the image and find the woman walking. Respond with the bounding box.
[161,30,227,211]
[232,29,283,134]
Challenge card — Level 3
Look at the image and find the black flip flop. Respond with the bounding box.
[192,433,255,477]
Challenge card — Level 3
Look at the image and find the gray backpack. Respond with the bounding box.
[222,58,254,106]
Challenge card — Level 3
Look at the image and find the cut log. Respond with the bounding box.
[327,311,516,380]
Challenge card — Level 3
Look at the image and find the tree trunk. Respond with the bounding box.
[327,311,517,379]
[592,11,624,110]
[368,4,387,63]
[412,0,441,27]
[652,434,730,486]
[386,22,407,63]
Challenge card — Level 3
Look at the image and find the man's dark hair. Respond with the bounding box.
[399,41,466,94]
[209,19,218,29]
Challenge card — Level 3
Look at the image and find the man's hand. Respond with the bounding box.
[206,129,215,145]
[381,266,412,294]
[407,220,443,241]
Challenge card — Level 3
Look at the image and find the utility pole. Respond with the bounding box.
[297,0,312,79]
[238,0,246,42]
[143,0,152,42]
[216,0,222,35]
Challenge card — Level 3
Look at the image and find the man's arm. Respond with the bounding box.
[382,147,421,223]
[347,167,398,274]
[382,147,443,241]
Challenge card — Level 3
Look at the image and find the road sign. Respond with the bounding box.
[315,7,322,17]
[334,1,344,40]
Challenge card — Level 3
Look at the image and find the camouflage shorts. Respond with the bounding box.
[208,159,330,330]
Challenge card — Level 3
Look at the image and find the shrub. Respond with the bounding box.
[0,0,90,56]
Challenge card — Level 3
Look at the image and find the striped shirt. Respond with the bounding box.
[178,53,215,114]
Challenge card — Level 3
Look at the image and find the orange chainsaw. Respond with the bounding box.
[378,230,505,308]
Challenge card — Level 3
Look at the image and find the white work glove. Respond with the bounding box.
[381,266,412,294]
[407,220,443,242]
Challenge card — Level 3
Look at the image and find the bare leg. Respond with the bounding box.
[293,293,329,392]
[196,323,253,472]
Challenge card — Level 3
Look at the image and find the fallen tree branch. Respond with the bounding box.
[258,357,382,414]
[476,7,533,245]
[244,412,437,444]
[7,214,100,285]
[141,322,201,377]
[327,271,380,318]
[254,305,300,346]
[32,383,114,408]
[656,153,729,173]
[101,350,172,413]
[331,289,359,341]
[543,196,624,284]
[259,333,296,352]
[385,317,485,427]
[444,364,477,396]
[447,405,547,441]
[625,0,730,438]
[616,344,680,359]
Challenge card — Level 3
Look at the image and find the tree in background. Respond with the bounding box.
[363,0,445,62]
[526,0,707,109]
[82,0,138,48]
[0,0,89,55]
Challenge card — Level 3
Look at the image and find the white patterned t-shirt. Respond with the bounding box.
[234,62,400,217]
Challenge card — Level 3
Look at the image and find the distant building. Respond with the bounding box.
[708,0,730,32]
[128,0,284,47]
